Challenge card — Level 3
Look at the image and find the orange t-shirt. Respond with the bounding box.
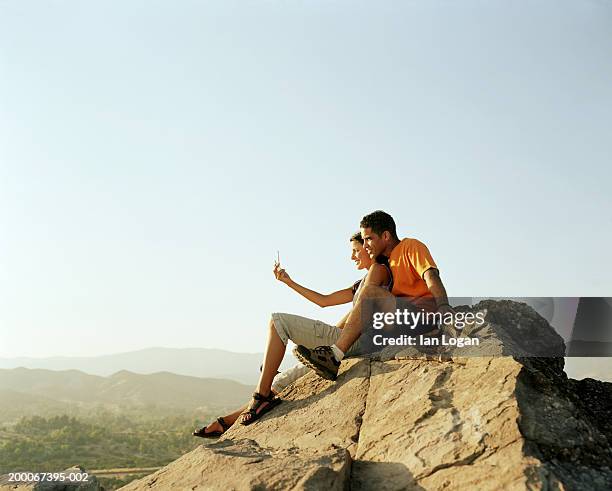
[389,238,438,310]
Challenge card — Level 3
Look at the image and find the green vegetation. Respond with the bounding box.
[0,409,218,475]
[0,367,247,488]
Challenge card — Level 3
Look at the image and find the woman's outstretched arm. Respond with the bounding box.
[274,263,353,307]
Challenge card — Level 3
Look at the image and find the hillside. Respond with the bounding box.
[120,301,612,491]
[0,368,254,422]
[0,369,256,484]
[0,389,73,423]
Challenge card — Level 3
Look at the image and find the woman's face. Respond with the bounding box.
[351,240,372,271]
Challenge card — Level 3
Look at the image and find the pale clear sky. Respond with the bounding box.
[1,1,611,358]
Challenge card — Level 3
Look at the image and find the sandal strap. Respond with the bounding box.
[252,391,274,402]
[217,417,230,431]
[245,392,275,415]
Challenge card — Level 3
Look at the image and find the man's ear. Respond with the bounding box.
[382,231,391,242]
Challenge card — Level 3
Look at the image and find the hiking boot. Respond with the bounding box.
[293,345,340,381]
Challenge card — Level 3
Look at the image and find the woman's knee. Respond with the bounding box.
[269,315,278,333]
[269,314,288,344]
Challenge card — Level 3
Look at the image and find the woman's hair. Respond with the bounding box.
[350,231,363,244]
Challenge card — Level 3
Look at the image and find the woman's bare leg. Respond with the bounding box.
[256,318,286,394]
[200,406,245,433]
[239,318,286,423]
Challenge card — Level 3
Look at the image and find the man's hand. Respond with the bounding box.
[436,303,456,335]
[273,262,292,285]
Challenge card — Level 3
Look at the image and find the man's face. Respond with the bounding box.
[360,227,386,258]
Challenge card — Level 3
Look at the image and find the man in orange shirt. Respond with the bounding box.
[294,210,454,380]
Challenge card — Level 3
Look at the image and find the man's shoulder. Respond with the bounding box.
[399,237,428,248]
[391,238,429,262]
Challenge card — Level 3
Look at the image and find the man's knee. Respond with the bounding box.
[355,285,396,314]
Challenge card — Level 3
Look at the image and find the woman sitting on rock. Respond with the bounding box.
[193,231,392,437]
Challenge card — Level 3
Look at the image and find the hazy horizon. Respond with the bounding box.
[0,346,610,385]
[0,346,266,360]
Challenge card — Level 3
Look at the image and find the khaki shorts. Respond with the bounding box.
[271,312,364,358]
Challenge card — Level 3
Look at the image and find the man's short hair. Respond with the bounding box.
[360,210,398,239]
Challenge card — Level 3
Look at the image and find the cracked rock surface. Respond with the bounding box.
[121,301,612,491]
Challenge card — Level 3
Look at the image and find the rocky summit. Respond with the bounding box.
[120,300,611,490]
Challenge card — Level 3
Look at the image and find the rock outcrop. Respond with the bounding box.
[121,301,612,490]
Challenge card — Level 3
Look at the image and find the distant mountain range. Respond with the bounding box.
[0,347,299,385]
[0,367,255,423]
[0,347,606,390]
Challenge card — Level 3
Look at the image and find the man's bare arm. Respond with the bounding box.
[423,268,453,313]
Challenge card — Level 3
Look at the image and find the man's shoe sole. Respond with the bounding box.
[293,346,338,381]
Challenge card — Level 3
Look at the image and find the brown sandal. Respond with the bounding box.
[238,392,281,426]
[193,416,230,438]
